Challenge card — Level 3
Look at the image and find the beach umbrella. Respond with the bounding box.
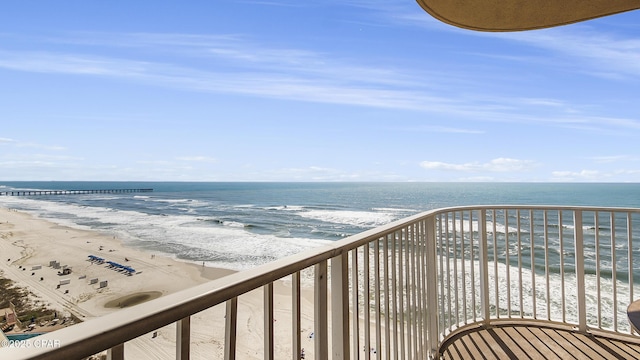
[415,0,640,31]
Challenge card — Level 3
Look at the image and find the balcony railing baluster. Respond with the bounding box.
[419,220,428,357]
[374,238,382,359]
[425,215,439,358]
[224,297,238,360]
[364,242,371,360]
[469,210,477,324]
[574,210,587,333]
[263,283,274,360]
[505,210,511,318]
[544,210,551,321]
[398,229,406,360]
[330,252,349,360]
[628,213,634,303]
[611,212,618,332]
[383,234,391,360]
[438,214,458,329]
[107,343,124,360]
[314,260,328,360]
[530,209,537,320]
[517,209,523,319]
[595,211,602,328]
[491,209,499,320]
[453,212,460,326]
[176,316,191,360]
[292,271,301,360]
[559,210,566,324]
[391,230,399,360]
[478,210,490,325]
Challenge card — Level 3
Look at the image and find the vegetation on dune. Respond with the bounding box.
[0,276,55,324]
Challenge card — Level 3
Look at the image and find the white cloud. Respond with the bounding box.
[175,156,218,163]
[0,47,456,113]
[420,158,536,172]
[417,125,484,134]
[589,155,638,163]
[482,25,640,79]
[0,137,65,151]
[2,31,640,135]
[551,170,604,181]
[551,168,640,182]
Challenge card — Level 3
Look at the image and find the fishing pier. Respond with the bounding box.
[0,188,153,196]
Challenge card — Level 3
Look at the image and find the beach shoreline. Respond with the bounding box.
[0,207,321,359]
[0,207,235,321]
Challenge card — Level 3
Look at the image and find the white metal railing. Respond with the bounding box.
[3,205,640,359]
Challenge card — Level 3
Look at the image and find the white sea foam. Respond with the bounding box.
[372,207,415,213]
[149,198,196,204]
[80,196,122,201]
[0,196,329,271]
[221,221,245,228]
[444,218,524,235]
[439,258,632,332]
[265,205,304,211]
[298,209,396,227]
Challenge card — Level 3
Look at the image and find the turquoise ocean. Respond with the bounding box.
[1,182,639,271]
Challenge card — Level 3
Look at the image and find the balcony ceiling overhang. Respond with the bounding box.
[415,0,640,31]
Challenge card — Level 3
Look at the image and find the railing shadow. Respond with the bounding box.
[440,324,640,359]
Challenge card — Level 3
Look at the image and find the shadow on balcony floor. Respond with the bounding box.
[440,323,640,359]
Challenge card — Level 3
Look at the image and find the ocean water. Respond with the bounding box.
[1,181,640,271]
[2,182,640,330]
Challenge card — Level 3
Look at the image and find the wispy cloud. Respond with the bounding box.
[2,30,639,134]
[0,50,152,76]
[236,0,314,8]
[0,153,83,169]
[393,3,640,79]
[500,27,640,78]
[0,41,473,116]
[551,170,605,181]
[0,46,603,131]
[589,155,639,163]
[420,158,536,172]
[264,165,404,182]
[416,125,484,134]
[175,156,217,163]
[0,137,65,151]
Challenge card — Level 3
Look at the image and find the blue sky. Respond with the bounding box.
[1,1,639,182]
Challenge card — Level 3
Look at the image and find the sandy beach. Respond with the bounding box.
[0,207,320,359]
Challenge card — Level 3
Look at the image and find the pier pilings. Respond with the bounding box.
[0,189,153,196]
